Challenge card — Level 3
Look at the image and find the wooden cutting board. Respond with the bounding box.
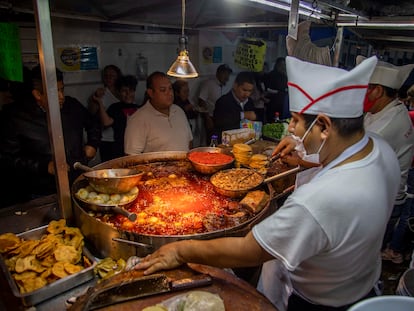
[70,263,278,311]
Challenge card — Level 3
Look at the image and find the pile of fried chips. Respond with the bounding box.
[0,219,92,294]
[232,143,253,167]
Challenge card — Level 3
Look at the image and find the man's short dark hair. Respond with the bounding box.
[217,64,233,74]
[146,71,168,89]
[235,71,255,86]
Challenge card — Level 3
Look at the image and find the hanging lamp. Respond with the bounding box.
[167,0,198,78]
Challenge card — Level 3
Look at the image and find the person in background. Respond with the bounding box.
[0,78,13,111]
[134,56,401,311]
[357,56,414,265]
[213,71,257,142]
[264,57,288,122]
[172,79,200,146]
[124,71,192,154]
[250,70,269,123]
[88,64,122,162]
[198,64,233,145]
[98,75,139,159]
[0,65,101,207]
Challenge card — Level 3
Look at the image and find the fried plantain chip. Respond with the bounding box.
[12,271,38,281]
[5,256,18,271]
[54,245,81,264]
[40,267,52,279]
[83,255,92,268]
[47,219,66,234]
[16,276,48,294]
[52,261,68,278]
[33,240,55,259]
[40,254,56,268]
[64,262,83,274]
[15,255,46,273]
[0,233,21,253]
[12,240,40,258]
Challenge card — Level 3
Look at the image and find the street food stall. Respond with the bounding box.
[1,0,414,310]
[0,140,298,310]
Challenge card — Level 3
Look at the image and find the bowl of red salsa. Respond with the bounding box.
[187,147,235,175]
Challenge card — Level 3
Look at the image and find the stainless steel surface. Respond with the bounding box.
[288,0,299,40]
[187,147,234,175]
[74,162,144,194]
[0,225,97,307]
[73,179,138,221]
[73,151,277,259]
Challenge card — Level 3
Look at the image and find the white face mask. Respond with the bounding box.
[292,117,326,164]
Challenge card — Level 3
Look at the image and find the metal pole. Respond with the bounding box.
[288,0,300,40]
[32,0,73,221]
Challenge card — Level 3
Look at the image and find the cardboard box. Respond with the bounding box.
[222,128,256,146]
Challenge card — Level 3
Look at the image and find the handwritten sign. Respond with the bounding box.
[0,23,23,82]
[234,38,266,72]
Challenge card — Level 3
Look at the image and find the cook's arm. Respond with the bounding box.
[135,232,273,275]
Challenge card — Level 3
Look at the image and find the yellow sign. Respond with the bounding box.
[58,47,81,71]
[57,46,99,71]
[234,38,266,72]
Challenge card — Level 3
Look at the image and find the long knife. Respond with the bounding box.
[84,273,213,310]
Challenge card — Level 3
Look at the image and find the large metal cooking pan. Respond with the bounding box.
[73,179,138,221]
[74,162,144,194]
[211,166,300,198]
[72,151,278,259]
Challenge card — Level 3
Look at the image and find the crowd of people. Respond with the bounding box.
[1,55,414,310]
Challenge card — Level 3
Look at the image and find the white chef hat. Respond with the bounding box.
[356,55,414,90]
[286,56,378,117]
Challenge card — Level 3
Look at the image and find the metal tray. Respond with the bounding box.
[0,225,97,306]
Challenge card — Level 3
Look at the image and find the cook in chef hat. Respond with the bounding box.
[356,55,414,90]
[286,55,378,118]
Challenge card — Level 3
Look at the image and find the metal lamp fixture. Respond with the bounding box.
[167,0,198,78]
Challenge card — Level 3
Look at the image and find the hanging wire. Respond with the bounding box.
[181,0,185,36]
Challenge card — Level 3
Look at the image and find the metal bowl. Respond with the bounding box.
[74,162,144,194]
[187,147,234,175]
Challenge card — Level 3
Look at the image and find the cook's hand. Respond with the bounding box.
[272,135,296,158]
[134,242,184,275]
[272,136,320,168]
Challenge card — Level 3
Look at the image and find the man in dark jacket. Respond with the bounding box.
[213,71,257,142]
[0,65,101,207]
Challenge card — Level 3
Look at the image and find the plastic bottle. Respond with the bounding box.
[210,135,218,147]
[274,112,280,123]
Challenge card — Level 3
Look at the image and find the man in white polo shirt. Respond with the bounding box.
[124,71,192,154]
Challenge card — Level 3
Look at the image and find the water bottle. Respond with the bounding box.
[210,135,218,147]
[274,112,280,123]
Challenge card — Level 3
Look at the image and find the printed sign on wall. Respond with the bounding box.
[57,46,99,71]
[234,38,266,72]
